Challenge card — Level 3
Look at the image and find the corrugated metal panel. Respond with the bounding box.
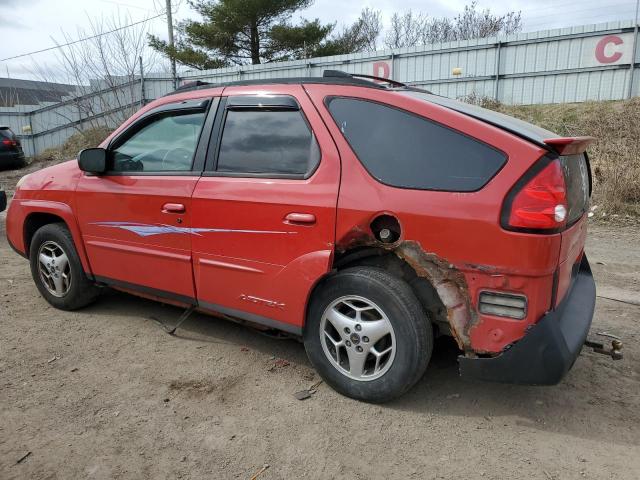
[2,20,638,156]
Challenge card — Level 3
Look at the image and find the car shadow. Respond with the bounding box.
[82,289,638,447]
[83,289,310,365]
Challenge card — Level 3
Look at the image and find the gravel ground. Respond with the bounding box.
[1,164,639,479]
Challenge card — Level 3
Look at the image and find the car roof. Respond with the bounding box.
[164,75,387,98]
[166,70,557,149]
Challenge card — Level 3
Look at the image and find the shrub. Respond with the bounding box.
[34,126,113,163]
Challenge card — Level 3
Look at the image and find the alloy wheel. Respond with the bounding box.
[37,241,72,297]
[319,295,396,381]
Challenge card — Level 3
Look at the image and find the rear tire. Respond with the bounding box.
[29,223,100,310]
[304,267,433,403]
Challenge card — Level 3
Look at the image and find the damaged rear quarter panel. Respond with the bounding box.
[306,84,560,355]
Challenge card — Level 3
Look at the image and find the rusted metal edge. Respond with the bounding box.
[393,241,477,351]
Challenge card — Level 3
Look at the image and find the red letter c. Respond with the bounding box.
[595,35,623,64]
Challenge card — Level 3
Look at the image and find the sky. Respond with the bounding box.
[0,0,637,81]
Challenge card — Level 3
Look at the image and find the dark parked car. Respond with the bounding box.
[0,189,6,213]
[0,126,26,169]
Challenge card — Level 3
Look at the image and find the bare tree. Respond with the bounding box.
[385,2,522,49]
[319,7,383,55]
[385,11,429,50]
[31,11,160,133]
[356,8,383,52]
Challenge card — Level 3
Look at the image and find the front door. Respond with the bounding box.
[76,98,216,301]
[190,86,341,331]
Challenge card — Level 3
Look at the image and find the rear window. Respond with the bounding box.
[326,97,507,192]
[561,154,590,224]
[0,128,15,139]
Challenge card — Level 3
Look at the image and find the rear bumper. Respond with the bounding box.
[459,255,595,385]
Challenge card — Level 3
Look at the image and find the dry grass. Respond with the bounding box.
[464,93,640,216]
[34,126,113,163]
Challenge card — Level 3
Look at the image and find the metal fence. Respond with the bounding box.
[1,20,638,157]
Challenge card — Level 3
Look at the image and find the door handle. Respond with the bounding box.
[285,213,316,225]
[162,203,186,214]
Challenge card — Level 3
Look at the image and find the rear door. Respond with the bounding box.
[75,98,218,301]
[190,85,340,331]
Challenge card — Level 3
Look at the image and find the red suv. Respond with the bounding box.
[6,71,596,402]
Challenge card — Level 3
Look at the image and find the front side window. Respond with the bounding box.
[111,111,205,172]
[327,97,507,192]
[216,109,320,176]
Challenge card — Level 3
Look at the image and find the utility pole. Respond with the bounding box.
[166,0,178,89]
[629,0,639,98]
[139,56,146,106]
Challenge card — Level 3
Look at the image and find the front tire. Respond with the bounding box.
[304,267,433,403]
[29,223,100,310]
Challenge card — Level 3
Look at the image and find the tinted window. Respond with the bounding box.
[112,112,205,172]
[217,109,320,176]
[327,98,507,191]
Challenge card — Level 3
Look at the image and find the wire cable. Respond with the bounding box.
[0,12,166,62]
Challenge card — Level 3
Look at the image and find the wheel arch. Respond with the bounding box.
[306,242,477,351]
[24,212,67,253]
[20,201,94,278]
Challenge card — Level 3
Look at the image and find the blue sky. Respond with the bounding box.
[0,0,636,80]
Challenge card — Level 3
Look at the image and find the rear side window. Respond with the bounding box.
[217,109,320,176]
[327,98,507,191]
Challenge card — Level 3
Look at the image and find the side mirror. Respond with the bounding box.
[78,148,107,174]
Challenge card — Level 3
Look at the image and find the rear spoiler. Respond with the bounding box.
[543,137,595,155]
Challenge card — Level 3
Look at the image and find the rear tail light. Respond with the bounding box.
[503,158,568,232]
[2,139,17,147]
[479,291,527,319]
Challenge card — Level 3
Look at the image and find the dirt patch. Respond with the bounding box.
[169,375,244,402]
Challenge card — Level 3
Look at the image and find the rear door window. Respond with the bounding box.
[327,97,507,192]
[216,108,320,176]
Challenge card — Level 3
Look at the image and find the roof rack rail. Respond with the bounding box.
[161,71,403,97]
[322,70,407,88]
